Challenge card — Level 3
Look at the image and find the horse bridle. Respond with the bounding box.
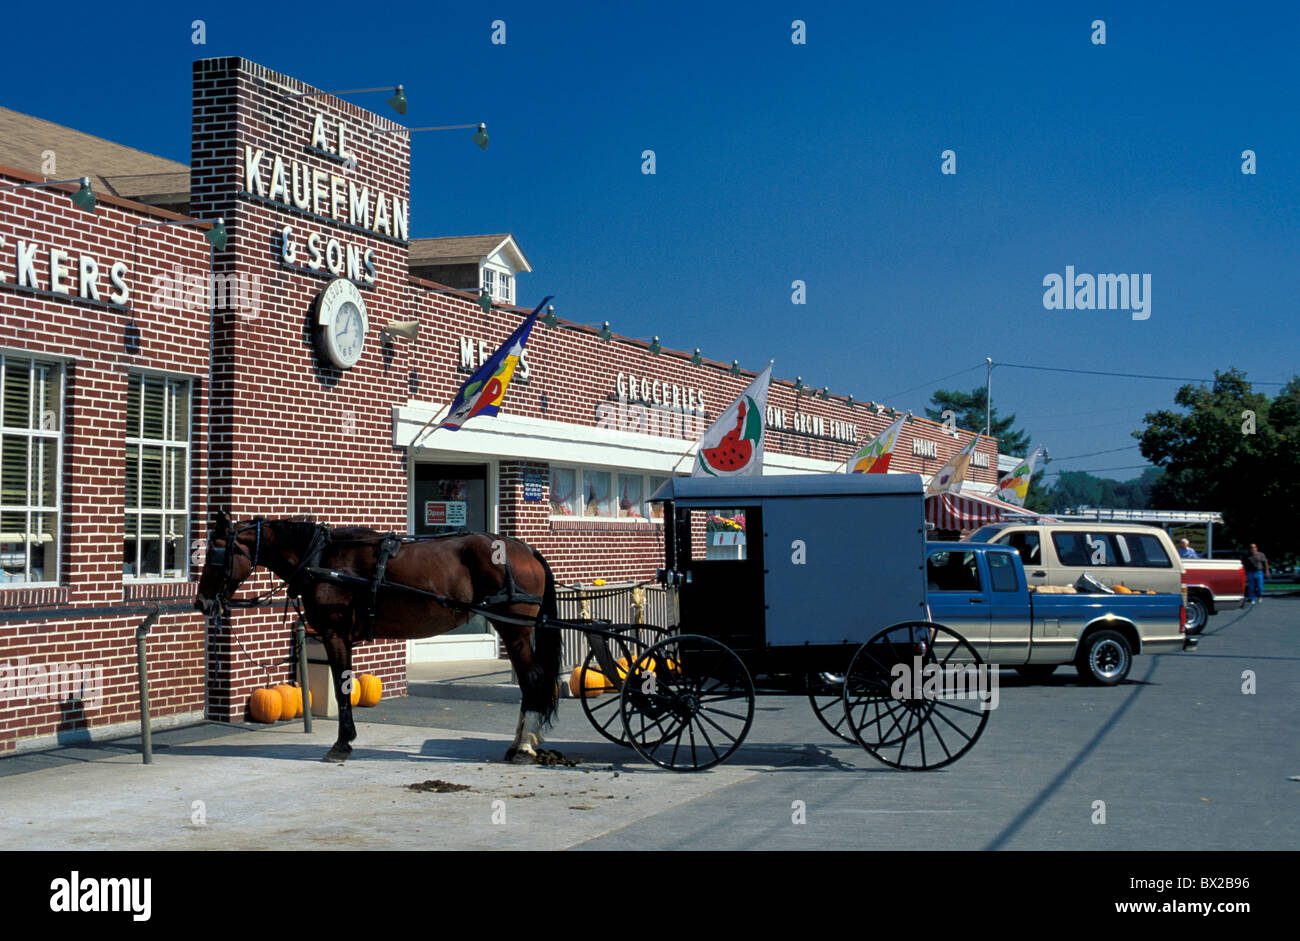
[206,514,330,612]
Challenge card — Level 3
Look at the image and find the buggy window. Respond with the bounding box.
[686,508,749,561]
[987,552,1019,592]
[927,550,982,592]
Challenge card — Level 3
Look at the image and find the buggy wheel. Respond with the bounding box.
[577,627,664,747]
[619,634,754,772]
[843,621,991,771]
[808,672,857,744]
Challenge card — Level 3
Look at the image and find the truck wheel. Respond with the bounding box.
[1014,664,1058,683]
[1076,630,1132,686]
[1185,595,1209,635]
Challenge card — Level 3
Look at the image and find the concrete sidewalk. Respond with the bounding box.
[407,658,519,703]
[0,713,773,851]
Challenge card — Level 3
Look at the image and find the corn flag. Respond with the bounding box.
[926,432,983,494]
[422,295,551,439]
[692,363,772,477]
[993,445,1044,506]
[847,414,907,473]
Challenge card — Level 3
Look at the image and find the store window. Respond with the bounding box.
[583,469,613,518]
[617,473,643,518]
[124,374,190,579]
[549,467,577,515]
[0,355,62,584]
[648,475,669,520]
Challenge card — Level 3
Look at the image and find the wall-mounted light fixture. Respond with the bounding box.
[793,377,804,393]
[135,216,227,250]
[648,336,661,355]
[730,360,741,376]
[542,304,558,328]
[598,321,612,341]
[691,348,703,366]
[820,387,831,401]
[477,289,493,313]
[2,176,96,213]
[382,320,420,341]
[375,122,488,150]
[285,85,407,115]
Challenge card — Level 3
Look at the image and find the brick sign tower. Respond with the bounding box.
[191,58,413,718]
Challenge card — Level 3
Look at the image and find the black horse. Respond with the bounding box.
[195,513,560,763]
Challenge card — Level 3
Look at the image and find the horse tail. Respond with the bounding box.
[530,548,562,728]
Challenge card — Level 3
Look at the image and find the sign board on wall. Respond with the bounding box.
[424,501,467,526]
[523,473,543,502]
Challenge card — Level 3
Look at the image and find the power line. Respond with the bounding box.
[997,362,1290,386]
[1046,445,1140,461]
[884,363,986,401]
[1042,463,1155,476]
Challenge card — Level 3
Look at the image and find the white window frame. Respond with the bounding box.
[549,464,675,521]
[481,267,494,296]
[124,372,192,582]
[0,353,64,586]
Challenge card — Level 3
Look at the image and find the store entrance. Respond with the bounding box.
[410,462,495,658]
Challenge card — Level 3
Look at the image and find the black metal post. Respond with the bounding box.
[296,617,312,733]
[135,605,161,764]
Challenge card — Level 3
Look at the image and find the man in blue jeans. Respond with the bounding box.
[1243,543,1269,605]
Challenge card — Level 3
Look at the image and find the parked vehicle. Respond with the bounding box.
[1180,558,1245,633]
[969,520,1184,596]
[926,542,1189,685]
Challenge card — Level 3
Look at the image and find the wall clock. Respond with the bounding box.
[314,277,367,369]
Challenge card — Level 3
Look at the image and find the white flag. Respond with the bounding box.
[926,432,983,494]
[692,363,772,477]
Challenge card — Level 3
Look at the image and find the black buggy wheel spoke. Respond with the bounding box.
[620,634,753,772]
[844,622,991,771]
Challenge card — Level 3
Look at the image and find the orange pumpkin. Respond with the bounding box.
[358,673,383,707]
[569,665,614,698]
[274,684,299,719]
[249,687,282,723]
[348,678,362,706]
[1114,585,1133,594]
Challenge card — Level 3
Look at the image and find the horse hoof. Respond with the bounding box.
[322,748,351,763]
[504,747,536,765]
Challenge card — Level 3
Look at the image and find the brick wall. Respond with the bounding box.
[0,169,211,754]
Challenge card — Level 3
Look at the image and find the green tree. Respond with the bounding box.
[925,387,1030,455]
[1044,466,1162,513]
[1135,368,1298,563]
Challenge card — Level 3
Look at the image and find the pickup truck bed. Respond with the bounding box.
[1182,558,1245,632]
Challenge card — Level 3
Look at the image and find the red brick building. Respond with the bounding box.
[0,57,998,754]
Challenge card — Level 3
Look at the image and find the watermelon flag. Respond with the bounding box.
[691,363,772,477]
[847,414,907,474]
[417,295,552,443]
[993,444,1044,506]
[926,432,983,494]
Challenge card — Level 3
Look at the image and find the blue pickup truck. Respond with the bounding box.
[926,542,1190,685]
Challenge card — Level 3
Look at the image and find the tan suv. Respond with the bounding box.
[969,521,1185,596]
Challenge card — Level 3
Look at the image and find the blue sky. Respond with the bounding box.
[4,0,1297,478]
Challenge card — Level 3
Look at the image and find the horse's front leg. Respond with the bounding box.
[319,626,357,763]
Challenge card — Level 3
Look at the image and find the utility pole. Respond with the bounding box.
[985,357,993,436]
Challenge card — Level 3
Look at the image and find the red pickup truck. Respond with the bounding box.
[1182,558,1245,633]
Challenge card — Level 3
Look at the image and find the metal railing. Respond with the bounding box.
[552,583,676,672]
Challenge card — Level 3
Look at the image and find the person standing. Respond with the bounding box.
[1243,543,1269,605]
[1178,538,1200,559]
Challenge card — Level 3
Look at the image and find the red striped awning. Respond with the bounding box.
[925,491,1045,531]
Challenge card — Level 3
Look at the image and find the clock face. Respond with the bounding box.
[316,278,368,369]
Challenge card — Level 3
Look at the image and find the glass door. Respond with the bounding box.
[410,463,494,655]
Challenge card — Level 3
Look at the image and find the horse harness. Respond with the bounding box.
[215,521,544,641]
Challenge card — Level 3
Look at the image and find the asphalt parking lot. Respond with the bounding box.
[0,600,1295,851]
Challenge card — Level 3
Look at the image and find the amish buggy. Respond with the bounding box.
[195,473,991,771]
